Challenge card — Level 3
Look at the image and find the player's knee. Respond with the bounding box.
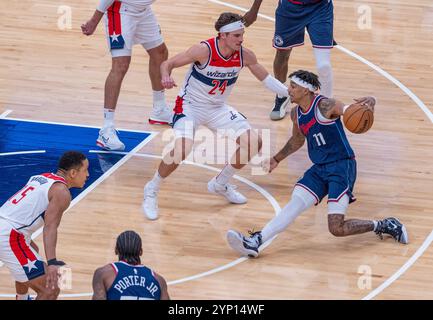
[112,59,130,75]
[275,49,291,62]
[328,216,345,237]
[149,43,168,60]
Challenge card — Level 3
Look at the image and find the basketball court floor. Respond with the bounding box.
[0,0,432,299]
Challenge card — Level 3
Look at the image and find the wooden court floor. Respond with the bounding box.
[1,0,433,299]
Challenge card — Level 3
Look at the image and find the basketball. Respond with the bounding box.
[343,104,374,134]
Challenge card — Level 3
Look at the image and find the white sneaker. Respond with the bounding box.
[226,230,262,258]
[96,126,125,151]
[270,96,291,121]
[142,181,159,220]
[149,104,172,125]
[207,177,247,204]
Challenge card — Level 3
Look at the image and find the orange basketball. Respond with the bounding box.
[343,104,374,134]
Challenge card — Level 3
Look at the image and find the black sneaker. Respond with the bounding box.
[226,230,263,258]
[375,217,408,244]
[270,96,290,120]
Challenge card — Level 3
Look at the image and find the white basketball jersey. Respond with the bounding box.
[0,173,67,238]
[175,37,243,110]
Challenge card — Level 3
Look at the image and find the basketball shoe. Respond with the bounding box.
[96,126,125,151]
[270,95,290,120]
[226,230,262,258]
[142,181,159,220]
[207,177,247,204]
[149,104,172,125]
[375,217,408,244]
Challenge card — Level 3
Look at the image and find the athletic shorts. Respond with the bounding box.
[103,1,164,57]
[0,221,45,282]
[274,0,334,49]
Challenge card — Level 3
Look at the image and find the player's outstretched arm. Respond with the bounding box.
[263,108,305,173]
[242,0,263,27]
[43,183,71,289]
[318,96,376,119]
[243,48,289,97]
[160,43,210,89]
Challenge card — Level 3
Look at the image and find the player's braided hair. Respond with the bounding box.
[58,151,87,171]
[289,70,321,90]
[215,12,243,32]
[115,230,142,265]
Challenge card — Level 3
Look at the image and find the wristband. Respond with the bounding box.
[273,156,280,163]
[47,259,65,266]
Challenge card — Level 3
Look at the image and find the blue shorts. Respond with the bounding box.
[296,158,357,205]
[274,0,334,49]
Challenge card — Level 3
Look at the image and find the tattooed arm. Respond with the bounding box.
[318,96,376,120]
[92,265,112,300]
[264,107,305,173]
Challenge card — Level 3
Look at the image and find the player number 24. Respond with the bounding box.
[209,80,228,95]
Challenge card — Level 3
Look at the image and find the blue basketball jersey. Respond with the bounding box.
[297,95,354,165]
[106,261,161,300]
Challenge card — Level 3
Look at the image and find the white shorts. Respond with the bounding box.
[172,102,251,141]
[0,221,45,283]
[103,2,164,57]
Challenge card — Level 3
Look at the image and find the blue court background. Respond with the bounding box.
[0,119,152,204]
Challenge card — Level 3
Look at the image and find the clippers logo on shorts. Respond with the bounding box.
[108,1,125,49]
[9,229,45,280]
[178,37,243,106]
[297,94,354,164]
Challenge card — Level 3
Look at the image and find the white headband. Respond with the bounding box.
[290,76,317,92]
[219,21,245,33]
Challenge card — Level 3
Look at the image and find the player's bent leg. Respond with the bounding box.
[271,49,292,120]
[328,195,374,236]
[226,185,316,257]
[147,43,172,125]
[97,56,131,151]
[143,137,194,220]
[26,270,60,300]
[105,56,131,110]
[208,129,257,205]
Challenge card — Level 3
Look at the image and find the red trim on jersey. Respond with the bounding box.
[9,230,37,265]
[174,96,184,114]
[206,38,242,68]
[298,95,319,115]
[110,263,118,275]
[41,173,67,184]
[107,1,122,36]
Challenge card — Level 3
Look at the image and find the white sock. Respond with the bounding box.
[103,108,115,128]
[277,82,287,99]
[313,48,333,98]
[153,90,166,108]
[215,164,237,186]
[261,187,316,243]
[150,171,163,189]
[16,293,29,300]
[373,220,378,231]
